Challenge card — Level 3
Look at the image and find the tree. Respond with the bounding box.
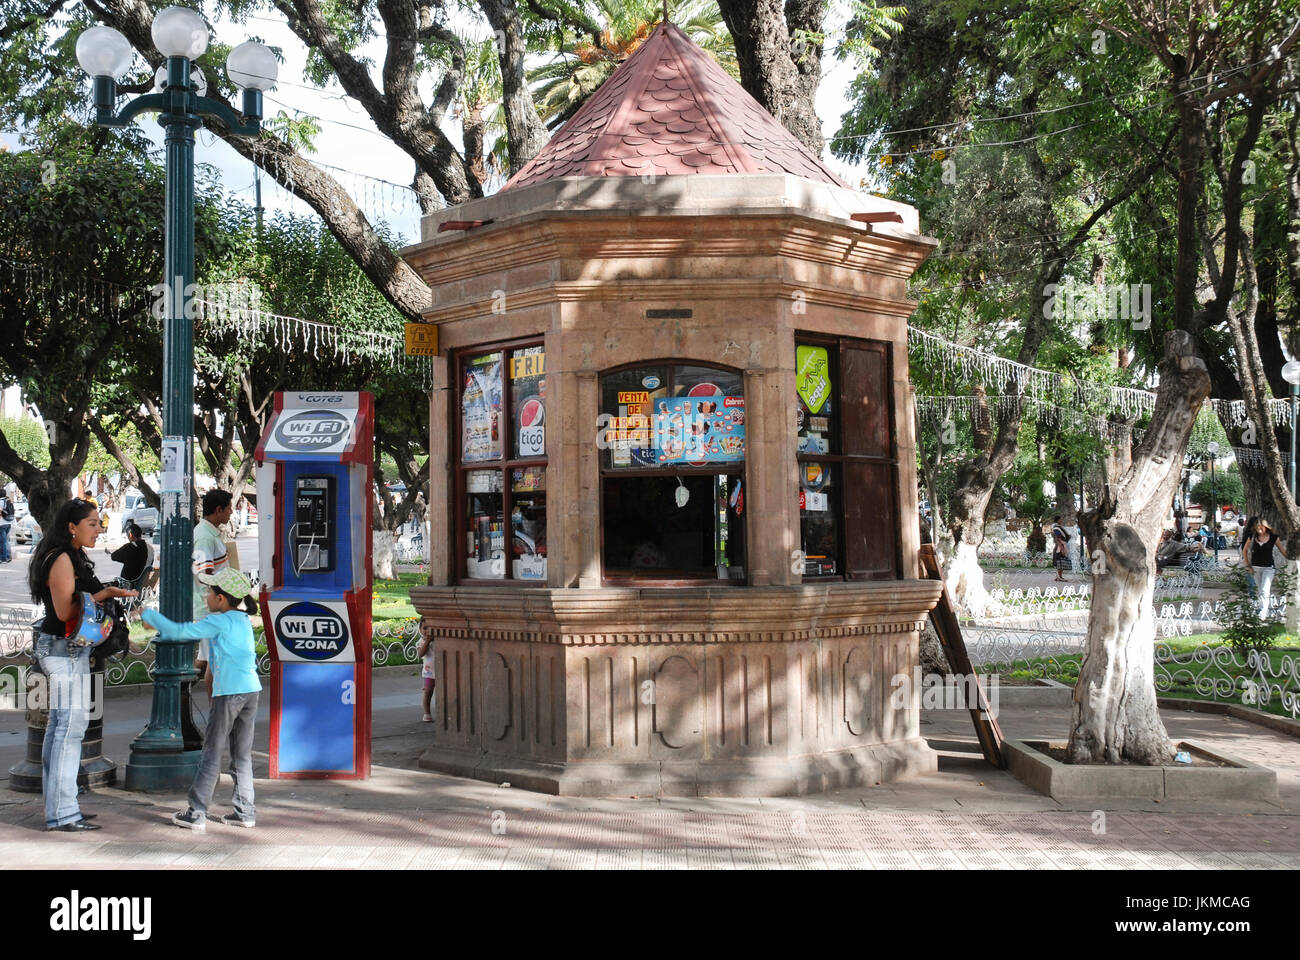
[1188,468,1244,517]
[528,0,736,126]
[0,131,232,527]
[0,1,881,330]
[840,0,1172,613]
[1069,0,1297,765]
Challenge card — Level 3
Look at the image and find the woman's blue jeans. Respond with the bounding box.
[35,635,92,828]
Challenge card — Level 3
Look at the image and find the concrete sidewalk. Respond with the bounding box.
[2,675,1298,869]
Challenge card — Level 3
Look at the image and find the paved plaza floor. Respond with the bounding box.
[3,667,1298,870]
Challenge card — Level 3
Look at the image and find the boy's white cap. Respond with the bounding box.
[198,567,253,599]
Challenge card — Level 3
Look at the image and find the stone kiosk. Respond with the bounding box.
[400,23,942,796]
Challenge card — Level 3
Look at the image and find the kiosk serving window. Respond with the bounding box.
[599,362,745,582]
[457,342,547,581]
[796,336,898,580]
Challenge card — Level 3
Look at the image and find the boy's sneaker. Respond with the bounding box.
[171,808,206,833]
[219,811,256,828]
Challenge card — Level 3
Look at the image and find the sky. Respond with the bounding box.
[3,6,876,250]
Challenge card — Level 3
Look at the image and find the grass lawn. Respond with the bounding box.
[95,573,429,683]
[999,631,1300,719]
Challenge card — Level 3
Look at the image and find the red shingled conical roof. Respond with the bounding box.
[503,22,850,191]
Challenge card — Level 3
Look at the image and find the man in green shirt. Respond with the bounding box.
[192,489,233,694]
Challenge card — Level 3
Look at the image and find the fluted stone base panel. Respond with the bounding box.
[417,738,937,797]
[412,582,942,797]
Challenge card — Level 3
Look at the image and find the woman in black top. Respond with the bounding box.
[1243,518,1287,617]
[107,522,151,590]
[28,498,135,831]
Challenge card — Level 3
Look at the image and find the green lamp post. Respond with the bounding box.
[76,9,277,790]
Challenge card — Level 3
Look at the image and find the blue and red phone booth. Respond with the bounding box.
[254,391,373,779]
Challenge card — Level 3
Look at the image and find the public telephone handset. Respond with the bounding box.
[291,475,336,574]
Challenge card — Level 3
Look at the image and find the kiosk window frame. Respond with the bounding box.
[597,359,746,587]
[453,337,548,584]
[795,333,900,582]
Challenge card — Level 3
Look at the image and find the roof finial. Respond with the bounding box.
[662,0,669,23]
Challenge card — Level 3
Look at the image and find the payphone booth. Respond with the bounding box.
[254,392,374,779]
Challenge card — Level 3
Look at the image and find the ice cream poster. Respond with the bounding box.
[651,397,745,464]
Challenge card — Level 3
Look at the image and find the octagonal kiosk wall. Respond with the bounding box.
[254,392,374,779]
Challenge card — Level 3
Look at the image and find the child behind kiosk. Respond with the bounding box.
[418,626,436,722]
[143,567,262,832]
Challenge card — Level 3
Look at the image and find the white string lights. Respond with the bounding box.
[247,138,422,226]
[907,326,1156,419]
[0,256,429,387]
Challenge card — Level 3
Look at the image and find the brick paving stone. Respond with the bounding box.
[311,846,377,869]
[0,841,71,865]
[955,849,1014,869]
[124,842,187,865]
[1133,850,1198,869]
[455,846,508,870]
[1222,851,1290,869]
[641,848,690,869]
[360,846,420,868]
[267,845,328,868]
[407,847,463,869]
[5,691,1299,870]
[1003,850,1059,869]
[865,850,918,869]
[912,850,968,870]
[680,817,729,849]
[598,814,643,849]
[1043,848,1105,870]
[730,848,781,870]
[687,846,734,869]
[547,848,598,870]
[219,844,293,868]
[500,846,553,870]
[595,848,642,870]
[171,845,239,867]
[776,846,828,869]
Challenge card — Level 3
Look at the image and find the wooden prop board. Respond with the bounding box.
[919,544,1007,769]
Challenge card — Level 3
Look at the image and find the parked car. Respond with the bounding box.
[120,491,159,535]
[13,497,28,522]
[14,514,40,544]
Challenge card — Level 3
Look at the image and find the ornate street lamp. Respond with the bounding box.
[77,9,276,791]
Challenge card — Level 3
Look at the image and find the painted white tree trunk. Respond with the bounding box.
[373,529,397,581]
[944,540,991,617]
[1069,332,1208,765]
[1286,560,1299,634]
[1068,527,1170,764]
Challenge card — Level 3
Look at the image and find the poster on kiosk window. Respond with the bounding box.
[254,392,374,779]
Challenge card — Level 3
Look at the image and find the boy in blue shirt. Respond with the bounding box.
[143,567,261,832]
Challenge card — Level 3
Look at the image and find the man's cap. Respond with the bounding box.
[198,566,253,599]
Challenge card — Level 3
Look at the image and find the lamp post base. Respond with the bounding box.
[123,749,203,792]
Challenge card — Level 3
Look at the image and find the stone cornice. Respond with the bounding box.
[410,581,942,645]
[421,279,921,326]
[405,213,933,290]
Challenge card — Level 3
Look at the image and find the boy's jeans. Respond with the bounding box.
[0,524,11,562]
[188,691,258,820]
[35,637,92,828]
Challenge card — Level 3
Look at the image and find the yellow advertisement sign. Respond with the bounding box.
[511,352,545,379]
[404,323,438,356]
[618,391,650,405]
